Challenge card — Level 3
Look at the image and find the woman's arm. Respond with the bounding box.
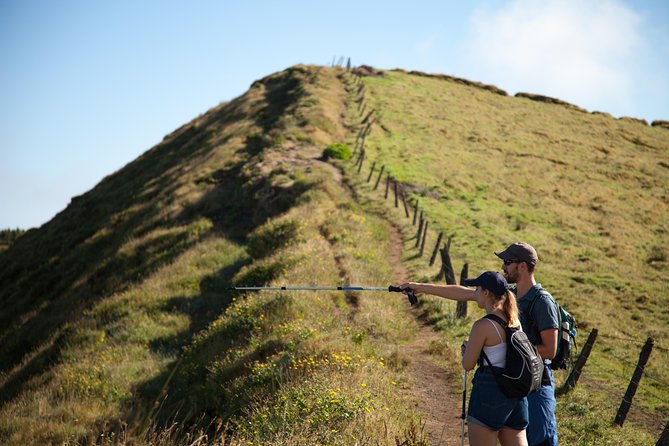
[462,320,487,371]
[399,282,477,302]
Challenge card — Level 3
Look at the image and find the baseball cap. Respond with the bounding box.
[495,242,538,265]
[463,271,509,296]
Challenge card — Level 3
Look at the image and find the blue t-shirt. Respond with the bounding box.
[515,284,559,347]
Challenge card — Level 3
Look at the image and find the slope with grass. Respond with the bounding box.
[1,63,667,445]
[0,66,433,445]
[342,68,669,443]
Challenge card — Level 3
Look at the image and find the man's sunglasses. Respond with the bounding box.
[502,259,521,265]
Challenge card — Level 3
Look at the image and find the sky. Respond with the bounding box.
[2,0,668,229]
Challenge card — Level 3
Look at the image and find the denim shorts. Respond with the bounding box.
[467,367,529,431]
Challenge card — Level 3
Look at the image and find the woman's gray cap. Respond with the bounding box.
[495,242,538,265]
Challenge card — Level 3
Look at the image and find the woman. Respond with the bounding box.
[401,271,528,446]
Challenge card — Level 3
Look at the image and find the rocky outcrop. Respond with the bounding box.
[405,70,508,96]
[515,92,587,113]
[352,65,386,77]
[651,120,669,130]
[618,116,649,126]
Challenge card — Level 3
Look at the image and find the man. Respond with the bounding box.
[399,241,558,446]
[495,242,558,446]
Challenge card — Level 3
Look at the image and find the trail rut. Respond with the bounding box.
[386,223,468,446]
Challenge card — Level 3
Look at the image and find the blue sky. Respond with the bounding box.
[2,0,668,229]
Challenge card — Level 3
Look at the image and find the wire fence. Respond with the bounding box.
[341,65,669,443]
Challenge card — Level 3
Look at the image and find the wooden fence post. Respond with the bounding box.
[413,200,419,225]
[394,180,399,208]
[562,328,598,393]
[419,222,428,257]
[374,165,385,190]
[657,421,669,446]
[357,150,365,174]
[384,175,391,199]
[363,121,372,139]
[356,134,366,153]
[367,161,376,183]
[401,188,410,218]
[355,124,365,143]
[415,212,424,248]
[362,109,375,124]
[456,262,468,318]
[360,103,367,117]
[438,237,457,287]
[429,232,444,266]
[614,337,654,426]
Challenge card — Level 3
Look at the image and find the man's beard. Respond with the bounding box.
[504,270,519,284]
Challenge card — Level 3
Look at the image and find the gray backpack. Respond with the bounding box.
[480,314,543,398]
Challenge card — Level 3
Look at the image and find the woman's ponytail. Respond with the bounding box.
[502,289,520,328]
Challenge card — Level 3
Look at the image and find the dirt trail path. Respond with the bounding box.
[313,125,466,444]
[387,223,468,446]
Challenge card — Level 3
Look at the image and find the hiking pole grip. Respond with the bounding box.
[388,285,418,306]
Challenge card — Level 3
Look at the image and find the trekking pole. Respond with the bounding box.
[228,285,418,305]
[461,369,467,446]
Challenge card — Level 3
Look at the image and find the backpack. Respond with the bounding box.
[480,314,544,399]
[530,289,577,370]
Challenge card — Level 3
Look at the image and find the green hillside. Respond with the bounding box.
[342,68,669,443]
[1,64,667,445]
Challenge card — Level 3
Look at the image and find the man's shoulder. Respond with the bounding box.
[535,284,553,297]
[530,285,560,324]
[532,284,555,304]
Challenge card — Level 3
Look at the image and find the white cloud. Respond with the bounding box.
[464,0,644,111]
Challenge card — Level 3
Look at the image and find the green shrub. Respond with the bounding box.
[322,143,352,160]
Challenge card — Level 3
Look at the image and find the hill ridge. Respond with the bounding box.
[1,64,667,445]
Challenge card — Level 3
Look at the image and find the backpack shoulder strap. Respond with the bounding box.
[479,350,501,374]
[479,315,508,371]
[483,313,508,328]
[527,287,556,317]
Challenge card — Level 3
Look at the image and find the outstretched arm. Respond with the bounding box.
[399,282,477,302]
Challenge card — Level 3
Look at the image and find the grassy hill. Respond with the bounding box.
[0,64,667,445]
[342,68,669,442]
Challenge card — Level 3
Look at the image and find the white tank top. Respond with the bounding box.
[481,319,506,368]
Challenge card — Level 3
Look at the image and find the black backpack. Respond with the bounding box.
[480,314,544,399]
[529,289,577,370]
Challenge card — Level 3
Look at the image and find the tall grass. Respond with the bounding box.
[0,66,427,445]
[1,64,667,444]
[340,68,669,441]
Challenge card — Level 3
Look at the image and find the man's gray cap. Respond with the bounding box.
[495,242,538,265]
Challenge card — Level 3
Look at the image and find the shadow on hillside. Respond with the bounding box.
[148,260,248,355]
[0,111,258,406]
[0,67,317,412]
[120,194,312,435]
[254,67,307,133]
[119,262,292,434]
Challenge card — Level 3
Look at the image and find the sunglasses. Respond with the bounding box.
[502,259,521,265]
